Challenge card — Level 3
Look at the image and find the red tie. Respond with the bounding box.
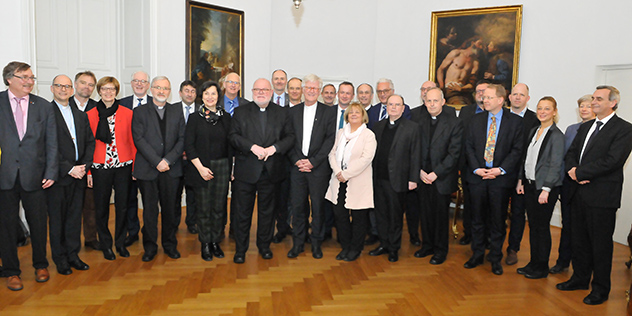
[276,96,281,105]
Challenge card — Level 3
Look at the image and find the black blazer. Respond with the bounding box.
[418,111,463,195]
[51,101,95,186]
[229,101,295,184]
[565,114,632,208]
[465,107,523,187]
[288,102,336,177]
[132,101,185,180]
[519,124,564,190]
[457,103,485,170]
[520,109,540,151]
[372,118,421,192]
[69,97,97,112]
[120,95,153,110]
[0,91,58,190]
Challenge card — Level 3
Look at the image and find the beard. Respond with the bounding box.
[254,98,269,107]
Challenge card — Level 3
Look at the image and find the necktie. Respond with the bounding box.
[229,100,234,114]
[582,121,603,162]
[137,98,142,108]
[185,105,191,123]
[379,104,388,120]
[14,97,25,140]
[276,96,281,106]
[484,116,497,165]
[339,109,345,129]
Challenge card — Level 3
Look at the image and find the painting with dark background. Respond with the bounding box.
[186,1,244,90]
[429,5,522,109]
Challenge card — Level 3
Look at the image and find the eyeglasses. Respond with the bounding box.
[225,80,240,85]
[303,86,318,92]
[131,79,149,84]
[377,89,392,94]
[53,84,72,90]
[100,87,116,92]
[13,74,37,82]
[152,86,171,91]
[252,88,270,93]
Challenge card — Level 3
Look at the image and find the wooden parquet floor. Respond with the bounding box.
[1,204,630,315]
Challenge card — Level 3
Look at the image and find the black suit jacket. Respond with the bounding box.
[465,107,523,187]
[120,95,153,110]
[69,97,97,112]
[132,101,185,180]
[418,111,463,195]
[372,118,421,192]
[565,114,632,208]
[0,91,58,190]
[367,102,412,129]
[272,92,290,107]
[410,104,456,122]
[229,101,295,184]
[520,108,539,151]
[50,101,95,186]
[288,102,336,177]
[457,103,484,170]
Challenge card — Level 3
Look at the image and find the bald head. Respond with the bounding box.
[51,75,73,105]
[508,83,530,113]
[420,81,438,103]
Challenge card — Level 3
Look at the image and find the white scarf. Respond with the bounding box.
[336,123,366,170]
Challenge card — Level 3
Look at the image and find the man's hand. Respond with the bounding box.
[42,179,55,189]
[515,180,524,194]
[408,181,417,190]
[421,171,438,184]
[197,166,214,181]
[87,175,93,188]
[157,159,170,172]
[538,190,549,204]
[568,167,577,181]
[69,164,86,179]
[296,159,313,172]
[263,146,277,161]
[251,144,267,160]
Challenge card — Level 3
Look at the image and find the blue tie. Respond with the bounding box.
[339,109,345,129]
[137,98,142,108]
[185,105,191,123]
[379,104,387,120]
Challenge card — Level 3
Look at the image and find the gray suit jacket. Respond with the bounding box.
[520,123,564,190]
[0,90,58,190]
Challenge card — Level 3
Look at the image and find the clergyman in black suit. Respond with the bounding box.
[228,78,295,264]
[369,94,420,262]
[47,75,95,275]
[132,76,185,262]
[286,74,336,259]
[413,87,462,265]
[557,85,632,305]
[0,61,58,291]
[463,84,523,276]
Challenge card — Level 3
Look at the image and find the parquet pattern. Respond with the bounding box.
[1,204,630,315]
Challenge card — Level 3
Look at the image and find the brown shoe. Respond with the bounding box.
[35,268,50,283]
[7,276,23,291]
[505,250,518,265]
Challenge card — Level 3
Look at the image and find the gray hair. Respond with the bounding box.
[376,78,394,90]
[302,74,323,90]
[151,76,170,86]
[596,85,620,110]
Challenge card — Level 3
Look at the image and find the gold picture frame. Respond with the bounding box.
[429,5,522,109]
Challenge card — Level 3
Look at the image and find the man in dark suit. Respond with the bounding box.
[557,85,632,305]
[413,87,462,265]
[69,71,99,251]
[47,75,95,275]
[287,74,336,259]
[321,83,336,106]
[271,69,290,107]
[0,61,58,291]
[367,78,411,129]
[219,72,250,116]
[505,83,539,266]
[369,94,420,262]
[119,70,153,247]
[132,76,185,262]
[411,81,457,121]
[229,78,295,264]
[464,84,523,276]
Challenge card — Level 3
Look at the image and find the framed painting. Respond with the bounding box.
[186,1,244,91]
[429,5,522,109]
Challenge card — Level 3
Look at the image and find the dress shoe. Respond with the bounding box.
[429,255,446,265]
[336,249,349,261]
[388,251,399,262]
[56,264,73,275]
[103,249,116,261]
[287,246,304,258]
[201,243,213,261]
[69,259,90,270]
[312,245,323,259]
[124,234,139,247]
[35,268,50,282]
[505,250,518,265]
[344,250,361,262]
[7,276,23,291]
[458,234,472,245]
[583,292,608,305]
[549,264,568,274]
[142,251,157,262]
[409,234,421,246]
[491,262,503,275]
[187,225,199,234]
[116,247,130,258]
[211,243,224,258]
[272,232,287,244]
[525,269,548,279]
[364,234,379,245]
[414,248,434,258]
[556,279,589,291]
[85,240,101,250]
[369,246,388,256]
[259,248,273,260]
[464,257,484,269]
[165,249,181,259]
[233,252,245,264]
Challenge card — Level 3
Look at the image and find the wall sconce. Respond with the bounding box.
[293,0,302,9]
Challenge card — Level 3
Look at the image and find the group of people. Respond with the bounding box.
[0,61,630,307]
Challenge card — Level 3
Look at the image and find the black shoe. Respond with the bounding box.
[388,251,398,262]
[272,232,287,244]
[124,234,139,247]
[556,279,589,291]
[201,243,213,261]
[211,243,224,258]
[549,264,568,274]
[116,247,130,258]
[344,250,361,262]
[69,259,89,270]
[165,249,181,259]
[414,248,434,258]
[323,231,333,241]
[525,269,548,279]
[312,245,323,259]
[364,234,379,245]
[517,263,534,275]
[233,252,245,264]
[429,255,446,265]
[409,234,421,246]
[458,234,472,245]
[56,263,73,275]
[102,249,116,261]
[259,248,273,260]
[142,251,157,262]
[187,225,199,234]
[287,245,304,258]
[583,292,608,305]
[336,249,349,261]
[369,246,388,256]
[491,262,503,275]
[464,257,483,269]
[85,240,101,250]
